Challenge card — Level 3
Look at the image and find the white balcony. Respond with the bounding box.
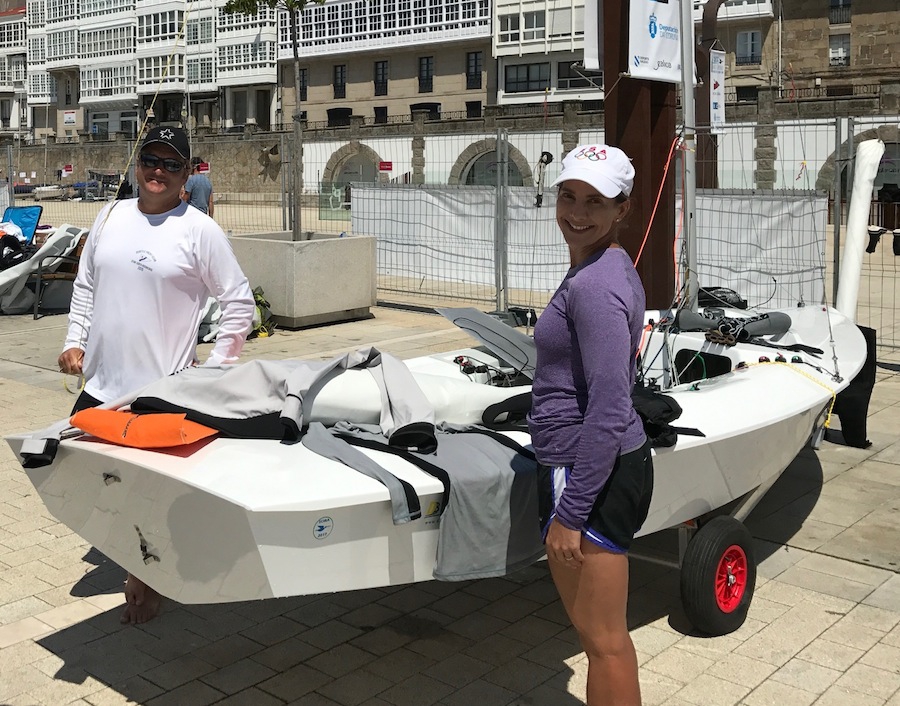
[281,0,490,59]
[693,0,774,23]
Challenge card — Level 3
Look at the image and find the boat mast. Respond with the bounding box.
[680,0,699,312]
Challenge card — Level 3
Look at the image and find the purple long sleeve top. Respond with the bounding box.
[527,246,647,530]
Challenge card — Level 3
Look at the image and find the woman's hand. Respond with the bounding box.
[545,518,584,568]
[58,348,84,375]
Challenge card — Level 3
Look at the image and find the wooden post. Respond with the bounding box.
[603,1,676,309]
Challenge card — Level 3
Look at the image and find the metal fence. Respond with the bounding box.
[6,118,898,360]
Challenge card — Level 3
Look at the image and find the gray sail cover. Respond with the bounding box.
[436,307,537,380]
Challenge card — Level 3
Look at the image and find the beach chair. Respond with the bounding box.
[2,205,43,245]
[31,227,89,319]
[0,224,85,316]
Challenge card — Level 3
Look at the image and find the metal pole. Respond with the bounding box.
[832,117,843,304]
[280,133,288,231]
[493,129,503,313]
[499,130,509,312]
[6,144,14,205]
[846,116,856,199]
[680,0,699,311]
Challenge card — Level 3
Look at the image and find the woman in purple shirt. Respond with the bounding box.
[528,144,653,706]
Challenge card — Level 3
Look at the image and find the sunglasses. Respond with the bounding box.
[139,153,185,173]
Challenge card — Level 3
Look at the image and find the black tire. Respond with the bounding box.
[680,515,756,636]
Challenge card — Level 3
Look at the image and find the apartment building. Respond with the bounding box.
[277,0,493,127]
[693,0,898,101]
[494,0,600,107]
[9,0,899,142]
[22,0,279,141]
[0,0,26,138]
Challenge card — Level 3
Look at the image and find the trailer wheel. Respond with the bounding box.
[680,516,756,636]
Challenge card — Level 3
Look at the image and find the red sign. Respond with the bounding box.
[378,161,393,172]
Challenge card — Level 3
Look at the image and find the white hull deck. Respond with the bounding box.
[7,305,867,605]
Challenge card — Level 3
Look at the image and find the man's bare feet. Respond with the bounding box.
[121,574,163,625]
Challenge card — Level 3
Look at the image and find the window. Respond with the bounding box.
[46,29,78,61]
[138,11,185,42]
[410,101,440,120]
[829,34,850,66]
[187,17,214,45]
[374,106,388,124]
[499,13,519,43]
[216,42,276,74]
[735,30,761,65]
[418,56,433,92]
[504,63,550,93]
[466,51,482,89]
[523,11,545,40]
[374,60,388,96]
[299,67,308,101]
[80,26,135,58]
[558,62,597,90]
[333,63,346,99]
[27,0,46,27]
[327,106,351,127]
[0,21,25,49]
[466,100,482,119]
[80,65,136,98]
[735,86,758,102]
[829,0,850,24]
[187,57,215,84]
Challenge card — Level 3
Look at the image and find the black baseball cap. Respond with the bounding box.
[141,126,190,161]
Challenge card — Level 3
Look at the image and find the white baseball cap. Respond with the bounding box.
[551,144,635,198]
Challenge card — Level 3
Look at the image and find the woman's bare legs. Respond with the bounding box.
[549,541,641,706]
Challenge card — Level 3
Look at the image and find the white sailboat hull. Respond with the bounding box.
[7,305,867,604]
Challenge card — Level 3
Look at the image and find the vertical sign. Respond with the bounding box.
[628,0,683,84]
[710,49,726,134]
[583,0,603,72]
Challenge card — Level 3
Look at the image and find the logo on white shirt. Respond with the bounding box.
[131,249,157,272]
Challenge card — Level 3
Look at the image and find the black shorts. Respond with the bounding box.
[538,438,654,553]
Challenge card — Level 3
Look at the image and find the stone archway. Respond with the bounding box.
[448,138,533,186]
[817,124,900,229]
[322,141,384,187]
[816,124,900,191]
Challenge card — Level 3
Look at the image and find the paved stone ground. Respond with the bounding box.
[0,307,898,706]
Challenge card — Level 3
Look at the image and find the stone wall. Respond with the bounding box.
[6,90,897,199]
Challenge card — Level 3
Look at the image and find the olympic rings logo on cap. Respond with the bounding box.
[574,146,607,161]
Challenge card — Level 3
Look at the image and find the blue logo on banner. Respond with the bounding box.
[648,14,658,38]
[633,55,641,67]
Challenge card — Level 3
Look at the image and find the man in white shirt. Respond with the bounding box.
[58,125,255,625]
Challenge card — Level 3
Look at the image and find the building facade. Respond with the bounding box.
[6,0,899,202]
[0,0,26,139]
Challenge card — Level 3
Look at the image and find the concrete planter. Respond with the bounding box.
[230,231,376,329]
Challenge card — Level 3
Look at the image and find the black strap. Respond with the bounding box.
[335,433,452,514]
[748,338,824,356]
[21,438,60,468]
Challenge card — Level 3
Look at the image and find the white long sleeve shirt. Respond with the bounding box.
[64,199,254,402]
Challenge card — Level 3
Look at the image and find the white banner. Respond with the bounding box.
[583,0,602,72]
[628,0,683,84]
[710,49,726,134]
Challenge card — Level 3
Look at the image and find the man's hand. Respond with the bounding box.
[58,348,85,375]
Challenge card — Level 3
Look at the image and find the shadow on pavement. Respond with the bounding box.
[70,548,127,597]
[37,569,590,705]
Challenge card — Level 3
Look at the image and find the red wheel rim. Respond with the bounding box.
[714,544,748,613]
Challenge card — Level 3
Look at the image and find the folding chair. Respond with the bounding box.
[2,205,44,245]
[32,229,88,319]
